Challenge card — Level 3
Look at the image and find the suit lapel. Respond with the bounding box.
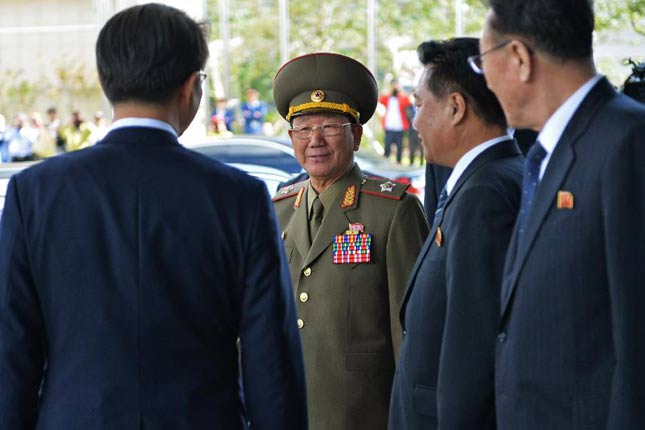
[446,139,520,210]
[399,139,521,323]
[501,78,616,316]
[399,231,435,323]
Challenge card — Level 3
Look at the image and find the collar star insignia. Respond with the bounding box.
[379,181,396,192]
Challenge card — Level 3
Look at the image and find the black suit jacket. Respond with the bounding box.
[497,77,645,430]
[0,127,307,430]
[389,139,523,430]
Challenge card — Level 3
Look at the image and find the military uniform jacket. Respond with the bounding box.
[273,164,429,430]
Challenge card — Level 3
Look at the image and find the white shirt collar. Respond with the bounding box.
[109,118,178,138]
[536,75,602,178]
[446,134,511,195]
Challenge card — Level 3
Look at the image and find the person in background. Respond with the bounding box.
[0,4,307,429]
[241,88,266,135]
[59,110,94,151]
[46,106,65,153]
[3,113,35,162]
[479,0,645,428]
[90,110,109,143]
[212,97,236,132]
[379,79,411,164]
[30,111,57,159]
[272,52,428,430]
[389,37,523,430]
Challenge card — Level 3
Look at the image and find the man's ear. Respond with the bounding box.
[510,40,534,83]
[352,124,363,151]
[448,92,466,125]
[178,72,199,106]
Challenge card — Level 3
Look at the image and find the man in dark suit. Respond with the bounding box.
[479,1,645,428]
[389,38,523,430]
[423,129,535,219]
[0,4,307,430]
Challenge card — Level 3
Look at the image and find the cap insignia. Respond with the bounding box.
[311,90,326,102]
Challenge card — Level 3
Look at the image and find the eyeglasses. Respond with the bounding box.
[467,40,511,75]
[291,122,353,140]
[197,71,208,83]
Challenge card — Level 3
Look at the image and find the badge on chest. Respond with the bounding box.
[333,223,372,264]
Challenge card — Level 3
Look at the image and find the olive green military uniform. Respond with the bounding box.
[273,164,428,430]
[272,52,429,429]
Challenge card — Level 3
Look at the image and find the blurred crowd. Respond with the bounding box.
[0,107,109,163]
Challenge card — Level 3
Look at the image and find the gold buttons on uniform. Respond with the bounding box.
[299,292,309,303]
[297,319,304,329]
[281,231,286,240]
[303,267,312,276]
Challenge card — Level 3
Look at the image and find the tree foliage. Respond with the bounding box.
[206,0,644,104]
[206,0,488,101]
[596,0,645,35]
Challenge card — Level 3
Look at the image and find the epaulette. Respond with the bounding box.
[359,176,410,201]
[273,180,307,203]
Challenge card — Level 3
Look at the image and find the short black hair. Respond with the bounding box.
[417,37,506,129]
[96,3,209,104]
[487,0,594,60]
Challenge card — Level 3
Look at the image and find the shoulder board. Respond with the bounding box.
[360,176,410,201]
[272,180,307,202]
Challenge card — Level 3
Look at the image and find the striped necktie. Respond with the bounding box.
[516,142,547,240]
[432,186,448,229]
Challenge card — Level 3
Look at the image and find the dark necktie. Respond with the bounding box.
[516,142,547,239]
[310,197,324,241]
[432,186,448,229]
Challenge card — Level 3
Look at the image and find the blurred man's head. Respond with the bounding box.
[246,88,259,102]
[46,107,57,120]
[96,3,208,106]
[485,0,594,62]
[480,0,596,130]
[415,38,506,166]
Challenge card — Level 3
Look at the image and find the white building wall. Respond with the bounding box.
[0,0,206,133]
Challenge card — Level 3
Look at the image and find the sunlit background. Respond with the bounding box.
[0,0,643,138]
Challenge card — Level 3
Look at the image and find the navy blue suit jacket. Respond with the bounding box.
[497,78,645,430]
[389,139,523,430]
[0,127,307,430]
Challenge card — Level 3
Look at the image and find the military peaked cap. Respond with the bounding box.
[273,52,378,124]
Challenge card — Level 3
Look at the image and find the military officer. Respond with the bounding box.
[272,53,429,430]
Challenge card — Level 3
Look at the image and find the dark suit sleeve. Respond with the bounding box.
[238,181,308,430]
[0,177,46,430]
[386,194,429,360]
[437,184,517,429]
[603,127,645,428]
